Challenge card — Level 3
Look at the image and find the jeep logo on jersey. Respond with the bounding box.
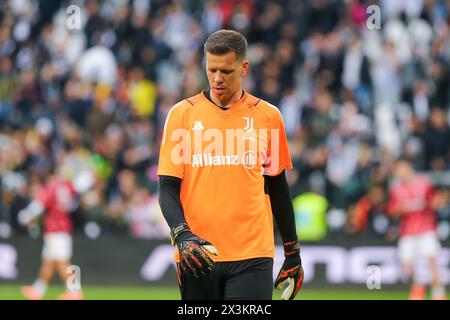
[242,151,257,169]
[168,127,279,172]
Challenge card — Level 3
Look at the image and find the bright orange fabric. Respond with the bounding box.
[158,91,293,262]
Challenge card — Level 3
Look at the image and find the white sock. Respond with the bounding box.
[431,286,446,298]
[32,279,47,295]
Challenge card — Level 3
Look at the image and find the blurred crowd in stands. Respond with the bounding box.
[1,0,450,241]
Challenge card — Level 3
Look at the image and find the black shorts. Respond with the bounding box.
[177,257,273,300]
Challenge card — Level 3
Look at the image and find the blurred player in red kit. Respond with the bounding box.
[387,159,447,300]
[18,168,94,300]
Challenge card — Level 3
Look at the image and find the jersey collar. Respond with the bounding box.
[201,90,249,113]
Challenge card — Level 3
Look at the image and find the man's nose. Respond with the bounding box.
[213,72,223,83]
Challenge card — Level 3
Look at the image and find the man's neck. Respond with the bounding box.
[210,88,244,109]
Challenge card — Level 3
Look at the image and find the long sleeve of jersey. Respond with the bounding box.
[158,175,186,229]
[264,170,298,243]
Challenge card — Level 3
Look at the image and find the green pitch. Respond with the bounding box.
[0,285,411,300]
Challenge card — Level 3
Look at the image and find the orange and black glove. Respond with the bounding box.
[171,223,218,278]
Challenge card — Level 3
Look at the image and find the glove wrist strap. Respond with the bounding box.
[283,240,300,257]
[170,223,191,245]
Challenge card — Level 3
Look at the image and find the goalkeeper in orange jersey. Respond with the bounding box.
[158,30,303,300]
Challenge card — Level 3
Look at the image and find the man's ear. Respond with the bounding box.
[241,59,249,77]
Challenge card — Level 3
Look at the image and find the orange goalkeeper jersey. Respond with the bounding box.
[157,91,293,262]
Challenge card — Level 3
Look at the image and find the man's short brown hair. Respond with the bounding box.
[204,30,247,61]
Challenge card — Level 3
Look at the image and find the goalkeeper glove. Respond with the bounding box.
[170,223,218,278]
[274,240,304,300]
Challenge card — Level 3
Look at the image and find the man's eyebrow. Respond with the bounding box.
[208,67,234,72]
